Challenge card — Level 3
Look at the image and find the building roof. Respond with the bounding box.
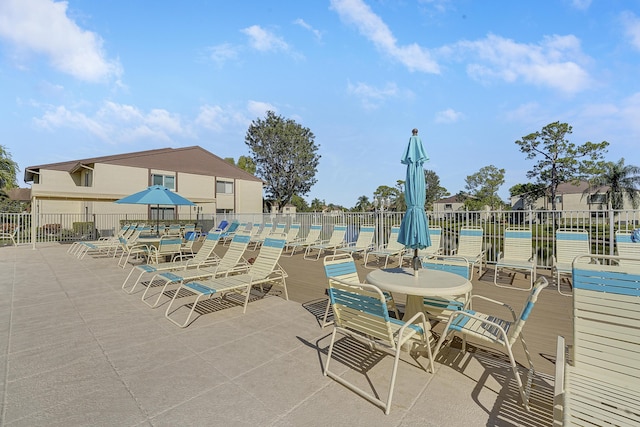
[23,146,262,183]
[6,187,31,201]
[553,181,608,194]
[435,195,464,203]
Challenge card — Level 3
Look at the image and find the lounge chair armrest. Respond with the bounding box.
[554,335,566,426]
[466,294,516,320]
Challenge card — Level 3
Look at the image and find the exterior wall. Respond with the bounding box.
[235,180,263,213]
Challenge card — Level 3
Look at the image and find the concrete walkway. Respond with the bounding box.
[0,243,554,426]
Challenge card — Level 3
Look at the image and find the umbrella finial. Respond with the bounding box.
[412,128,418,135]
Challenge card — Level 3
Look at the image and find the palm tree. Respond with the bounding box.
[354,195,370,212]
[586,158,640,209]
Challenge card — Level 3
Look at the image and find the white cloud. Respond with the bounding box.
[330,0,440,73]
[456,34,591,94]
[208,43,240,65]
[0,0,122,82]
[621,11,640,51]
[35,102,188,143]
[247,100,277,118]
[294,18,322,41]
[434,108,463,123]
[241,25,289,52]
[570,0,591,11]
[347,81,399,109]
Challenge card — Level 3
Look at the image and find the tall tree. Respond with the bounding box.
[237,155,256,174]
[353,195,371,212]
[373,185,401,211]
[223,157,235,166]
[0,145,19,199]
[464,165,505,209]
[424,169,449,210]
[289,194,310,212]
[584,158,640,209]
[310,198,325,212]
[515,121,609,210]
[245,111,321,212]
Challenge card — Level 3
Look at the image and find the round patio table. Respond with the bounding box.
[366,267,473,321]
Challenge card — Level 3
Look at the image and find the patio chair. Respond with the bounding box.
[71,223,135,259]
[554,255,640,425]
[0,225,19,246]
[433,276,549,411]
[165,223,182,236]
[284,223,300,243]
[248,222,276,251]
[363,225,406,269]
[321,253,398,328]
[144,234,184,264]
[451,226,486,279]
[140,232,251,308]
[304,224,347,261]
[615,230,640,265]
[323,277,434,415]
[220,221,242,245]
[165,235,288,327]
[552,228,597,296]
[421,255,472,322]
[121,230,222,294]
[335,225,375,258]
[284,224,322,256]
[180,231,197,255]
[494,227,537,291]
[399,226,442,266]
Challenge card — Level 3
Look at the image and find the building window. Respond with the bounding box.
[548,195,562,204]
[152,174,175,190]
[444,203,452,209]
[216,208,234,214]
[216,180,234,194]
[82,170,93,187]
[589,194,607,204]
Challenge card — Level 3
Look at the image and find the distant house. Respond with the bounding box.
[270,203,297,215]
[23,146,264,218]
[432,195,492,220]
[509,181,638,211]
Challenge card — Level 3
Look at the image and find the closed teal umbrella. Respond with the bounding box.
[397,129,431,273]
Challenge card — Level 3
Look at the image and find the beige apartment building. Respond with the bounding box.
[23,146,264,218]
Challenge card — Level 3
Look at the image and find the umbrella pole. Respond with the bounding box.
[412,248,421,274]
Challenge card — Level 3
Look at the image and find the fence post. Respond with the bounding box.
[609,204,615,256]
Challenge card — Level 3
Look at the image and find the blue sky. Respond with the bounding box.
[1,0,639,208]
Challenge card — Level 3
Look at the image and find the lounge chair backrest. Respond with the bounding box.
[190,231,222,263]
[422,256,471,279]
[304,224,322,243]
[328,279,397,346]
[156,235,183,256]
[248,235,286,279]
[456,227,483,257]
[216,232,251,271]
[255,223,273,239]
[352,225,375,247]
[323,253,360,284]
[555,229,590,266]
[217,220,229,232]
[503,228,532,261]
[328,225,347,245]
[385,226,404,251]
[507,277,548,347]
[285,223,300,242]
[224,221,239,234]
[572,255,640,385]
[166,224,181,235]
[615,230,640,265]
[272,223,286,235]
[418,226,441,256]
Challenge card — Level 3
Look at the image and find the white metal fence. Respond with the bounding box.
[2,209,639,270]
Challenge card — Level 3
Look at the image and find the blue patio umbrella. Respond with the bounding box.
[115,185,195,234]
[397,129,431,273]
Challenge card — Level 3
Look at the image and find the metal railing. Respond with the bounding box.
[2,209,639,270]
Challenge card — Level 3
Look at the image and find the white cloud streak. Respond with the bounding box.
[621,11,640,51]
[330,0,440,73]
[347,81,399,109]
[0,0,122,82]
[294,18,322,41]
[241,25,289,52]
[435,108,463,123]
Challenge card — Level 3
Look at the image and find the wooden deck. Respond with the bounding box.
[220,244,572,377]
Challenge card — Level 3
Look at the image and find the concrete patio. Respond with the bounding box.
[0,242,562,426]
